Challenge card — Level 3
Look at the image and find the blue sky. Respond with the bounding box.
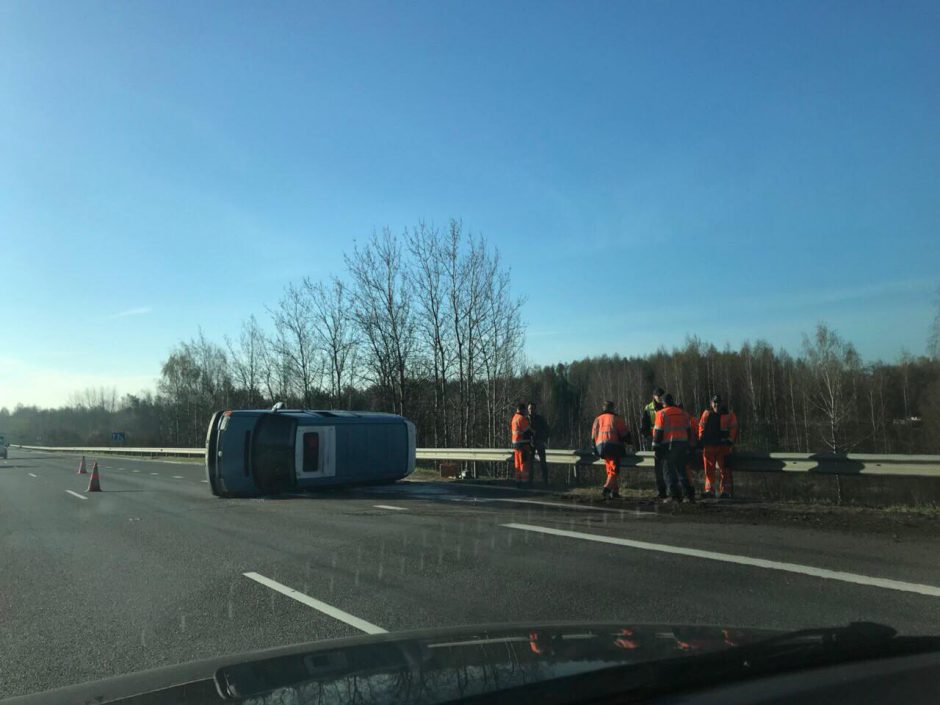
[1,0,938,408]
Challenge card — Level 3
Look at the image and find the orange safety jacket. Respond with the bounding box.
[699,409,739,445]
[593,411,629,461]
[511,412,532,448]
[653,405,691,446]
[688,413,700,445]
[592,412,629,445]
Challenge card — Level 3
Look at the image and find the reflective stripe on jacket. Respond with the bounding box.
[721,411,738,443]
[592,412,628,445]
[653,405,691,446]
[511,412,532,448]
[641,401,662,437]
[699,409,738,445]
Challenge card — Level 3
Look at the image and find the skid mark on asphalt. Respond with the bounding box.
[504,523,940,599]
[243,572,387,634]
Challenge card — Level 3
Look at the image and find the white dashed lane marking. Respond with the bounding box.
[243,572,386,635]
[65,490,88,501]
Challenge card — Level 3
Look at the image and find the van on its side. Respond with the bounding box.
[205,407,416,497]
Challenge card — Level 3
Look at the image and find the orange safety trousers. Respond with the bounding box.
[513,447,531,482]
[603,457,619,493]
[703,445,732,494]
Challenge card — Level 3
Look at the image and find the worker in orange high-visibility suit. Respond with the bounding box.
[653,394,695,502]
[510,403,533,484]
[684,406,700,494]
[698,395,739,499]
[592,401,630,499]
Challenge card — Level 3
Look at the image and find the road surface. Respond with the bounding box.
[3,448,940,698]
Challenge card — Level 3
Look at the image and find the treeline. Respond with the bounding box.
[520,327,940,454]
[2,219,938,456]
[4,325,939,455]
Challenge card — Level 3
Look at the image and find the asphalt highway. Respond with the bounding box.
[3,448,940,699]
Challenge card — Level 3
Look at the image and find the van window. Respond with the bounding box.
[302,433,319,473]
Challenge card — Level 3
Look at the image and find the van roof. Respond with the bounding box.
[226,409,405,423]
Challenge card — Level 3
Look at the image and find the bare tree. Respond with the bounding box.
[307,277,358,407]
[407,223,451,446]
[802,323,862,453]
[928,286,940,360]
[478,247,525,447]
[346,228,416,415]
[226,315,265,407]
[269,282,322,407]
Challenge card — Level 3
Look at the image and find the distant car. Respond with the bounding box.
[204,406,416,497]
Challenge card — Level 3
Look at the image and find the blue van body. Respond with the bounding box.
[205,408,416,497]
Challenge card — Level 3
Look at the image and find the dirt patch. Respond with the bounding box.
[560,487,940,539]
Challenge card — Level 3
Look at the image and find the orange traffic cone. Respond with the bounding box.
[86,461,101,492]
[78,455,87,474]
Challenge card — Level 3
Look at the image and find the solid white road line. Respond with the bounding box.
[373,504,407,511]
[65,490,88,500]
[503,523,940,599]
[27,472,37,478]
[243,572,387,635]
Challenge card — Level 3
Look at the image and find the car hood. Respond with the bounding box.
[2,621,778,705]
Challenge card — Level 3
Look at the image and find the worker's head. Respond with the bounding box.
[603,400,615,413]
[527,402,537,415]
[516,403,526,414]
[711,395,722,411]
[663,393,676,407]
[652,387,665,403]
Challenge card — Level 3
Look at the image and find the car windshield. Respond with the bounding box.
[2,1,940,702]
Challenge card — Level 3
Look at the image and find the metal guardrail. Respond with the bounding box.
[16,445,940,477]
[17,445,204,458]
[420,448,940,477]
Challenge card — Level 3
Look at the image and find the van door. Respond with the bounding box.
[294,426,336,481]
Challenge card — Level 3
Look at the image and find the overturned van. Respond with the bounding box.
[205,406,416,497]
